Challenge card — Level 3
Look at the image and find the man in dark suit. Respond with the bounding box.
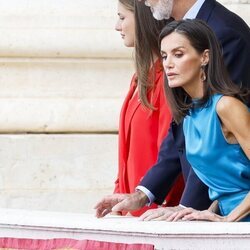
[95,0,250,220]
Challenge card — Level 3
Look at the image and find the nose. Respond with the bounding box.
[163,56,174,70]
[115,19,121,31]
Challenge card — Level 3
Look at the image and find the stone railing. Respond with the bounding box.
[0,208,250,250]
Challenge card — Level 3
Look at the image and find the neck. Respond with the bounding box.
[183,81,204,99]
[172,0,197,20]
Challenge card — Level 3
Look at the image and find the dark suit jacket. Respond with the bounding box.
[140,0,250,210]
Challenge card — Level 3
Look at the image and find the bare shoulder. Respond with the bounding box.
[216,96,247,118]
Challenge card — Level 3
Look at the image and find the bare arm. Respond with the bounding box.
[208,200,219,213]
[171,191,250,222]
[226,192,250,222]
[216,96,250,159]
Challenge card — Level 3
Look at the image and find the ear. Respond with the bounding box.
[201,49,209,66]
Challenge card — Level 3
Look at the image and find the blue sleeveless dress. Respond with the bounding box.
[183,94,250,221]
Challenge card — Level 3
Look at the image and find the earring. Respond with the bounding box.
[201,64,207,82]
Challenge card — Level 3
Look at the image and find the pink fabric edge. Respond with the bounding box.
[0,238,154,250]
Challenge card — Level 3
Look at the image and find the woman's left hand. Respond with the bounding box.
[166,207,227,222]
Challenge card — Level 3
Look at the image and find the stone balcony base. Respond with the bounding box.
[0,208,249,250]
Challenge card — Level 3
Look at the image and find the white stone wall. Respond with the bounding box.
[0,0,249,213]
[0,0,133,213]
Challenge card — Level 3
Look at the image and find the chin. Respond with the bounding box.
[168,82,181,88]
[124,41,134,47]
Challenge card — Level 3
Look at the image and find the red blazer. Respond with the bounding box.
[114,60,184,216]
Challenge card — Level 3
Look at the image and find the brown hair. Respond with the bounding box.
[119,0,170,109]
[119,0,134,11]
[159,19,249,123]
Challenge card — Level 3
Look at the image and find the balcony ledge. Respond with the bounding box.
[0,208,249,249]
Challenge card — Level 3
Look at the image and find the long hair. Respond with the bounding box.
[159,19,249,123]
[119,0,170,109]
[119,0,134,11]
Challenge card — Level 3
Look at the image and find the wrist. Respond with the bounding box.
[223,215,231,222]
[135,190,149,207]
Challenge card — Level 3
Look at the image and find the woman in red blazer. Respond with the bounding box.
[114,0,184,216]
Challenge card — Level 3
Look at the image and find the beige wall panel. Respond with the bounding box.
[0,98,124,132]
[0,58,134,132]
[0,59,133,98]
[0,29,132,58]
[0,1,248,59]
[0,0,131,58]
[0,134,117,213]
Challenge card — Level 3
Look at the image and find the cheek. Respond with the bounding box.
[123,21,131,33]
[121,22,126,32]
[126,23,135,37]
[179,59,200,77]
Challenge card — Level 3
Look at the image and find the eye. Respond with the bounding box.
[161,54,167,61]
[175,52,183,58]
[119,16,125,21]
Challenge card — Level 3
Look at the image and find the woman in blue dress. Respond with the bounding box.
[159,19,250,222]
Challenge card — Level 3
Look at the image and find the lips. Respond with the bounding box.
[167,72,176,76]
[166,73,177,79]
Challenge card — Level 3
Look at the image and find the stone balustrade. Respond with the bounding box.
[0,208,249,250]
